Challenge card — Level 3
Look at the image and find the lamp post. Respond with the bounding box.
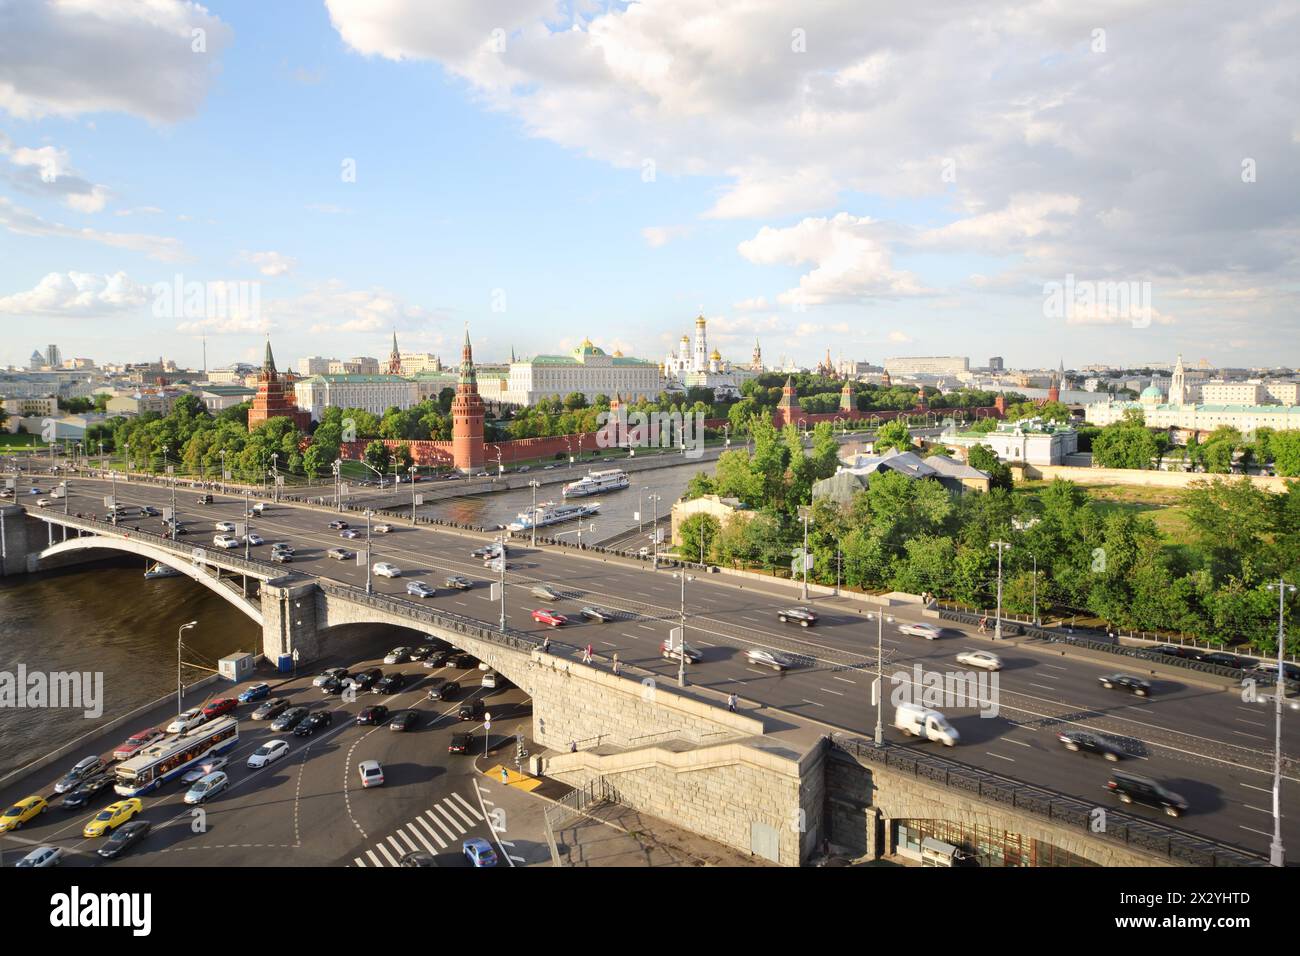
[496,535,506,633]
[409,465,418,522]
[528,479,541,547]
[219,449,227,495]
[177,621,197,717]
[990,540,1011,640]
[867,611,894,744]
[672,570,694,687]
[364,509,373,595]
[270,453,279,503]
[1265,578,1295,867]
[165,444,176,541]
[124,442,130,484]
[638,486,648,534]
[1030,551,1039,627]
[798,505,813,600]
[332,458,342,512]
[648,493,662,570]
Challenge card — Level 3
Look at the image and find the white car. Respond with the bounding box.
[247,739,290,769]
[481,671,497,689]
[16,846,63,867]
[36,498,53,507]
[383,647,411,664]
[373,523,392,534]
[213,534,240,549]
[899,623,943,640]
[252,502,268,514]
[956,650,1003,671]
[373,562,402,578]
[166,708,207,734]
[244,533,264,546]
[180,756,229,785]
[214,521,236,532]
[358,760,385,788]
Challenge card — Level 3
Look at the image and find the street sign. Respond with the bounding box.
[653,528,664,544]
[222,469,231,481]
[356,552,365,566]
[633,510,640,522]
[166,465,174,475]
[103,495,114,508]
[4,478,14,489]
[340,483,349,495]
[234,522,246,535]
[274,475,284,486]
[162,508,173,520]
[670,625,683,645]
[489,582,501,601]
[414,494,424,506]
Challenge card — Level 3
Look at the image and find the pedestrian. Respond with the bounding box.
[583,643,593,664]
[569,740,577,753]
[501,766,509,784]
[612,653,621,675]
[542,634,551,655]
[727,692,737,713]
[978,616,988,634]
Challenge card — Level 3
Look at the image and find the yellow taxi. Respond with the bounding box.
[82,798,142,838]
[0,796,48,832]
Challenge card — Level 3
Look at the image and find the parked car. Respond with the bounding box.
[407,581,436,599]
[238,682,271,703]
[358,760,385,788]
[427,679,459,701]
[661,639,702,664]
[955,650,1003,671]
[898,623,943,640]
[532,608,567,627]
[16,846,64,868]
[375,673,406,694]
[444,575,472,590]
[247,739,290,769]
[113,728,163,761]
[271,706,309,731]
[390,710,419,731]
[580,606,614,622]
[777,607,818,627]
[202,697,237,720]
[294,711,334,736]
[1104,771,1189,817]
[448,732,474,754]
[252,697,290,720]
[1099,674,1151,697]
[745,648,793,671]
[384,647,411,664]
[357,705,389,725]
[1058,730,1124,761]
[183,770,230,805]
[463,837,497,867]
[373,562,402,578]
[55,756,106,794]
[97,819,151,859]
[83,798,143,837]
[458,699,485,721]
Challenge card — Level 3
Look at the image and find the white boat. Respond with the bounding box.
[562,468,629,497]
[508,500,600,532]
[144,562,181,579]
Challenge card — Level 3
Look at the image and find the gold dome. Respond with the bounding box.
[613,349,624,357]
[695,314,707,326]
[709,349,721,361]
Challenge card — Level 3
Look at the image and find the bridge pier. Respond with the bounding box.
[0,505,35,577]
[260,580,323,664]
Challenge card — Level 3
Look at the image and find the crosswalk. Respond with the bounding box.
[352,792,484,866]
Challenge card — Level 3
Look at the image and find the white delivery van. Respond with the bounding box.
[893,702,960,746]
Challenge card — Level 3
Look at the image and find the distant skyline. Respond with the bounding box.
[2,2,1297,371]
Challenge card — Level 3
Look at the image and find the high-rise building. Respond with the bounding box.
[46,344,61,369]
[988,356,1004,371]
[884,356,969,376]
[298,356,333,377]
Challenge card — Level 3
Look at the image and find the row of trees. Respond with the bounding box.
[1090,409,1300,476]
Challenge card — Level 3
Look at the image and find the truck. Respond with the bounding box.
[892,702,960,746]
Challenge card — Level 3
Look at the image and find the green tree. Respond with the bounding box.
[874,419,914,454]
[966,444,1012,490]
[363,440,391,474]
[1092,418,1158,469]
[679,513,722,563]
[683,472,717,500]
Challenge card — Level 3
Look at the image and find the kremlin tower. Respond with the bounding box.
[248,339,310,432]
[451,328,486,473]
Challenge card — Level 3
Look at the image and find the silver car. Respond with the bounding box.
[184,771,229,805]
[746,648,793,671]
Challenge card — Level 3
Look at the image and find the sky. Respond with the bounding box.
[0,0,1297,373]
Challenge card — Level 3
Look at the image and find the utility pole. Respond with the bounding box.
[798,505,812,600]
[1030,552,1039,627]
[178,621,197,717]
[1266,577,1295,867]
[649,494,662,570]
[869,611,893,744]
[529,479,541,548]
[410,465,418,522]
[498,535,506,633]
[332,458,342,512]
[675,570,693,687]
[990,540,1011,640]
[365,509,373,595]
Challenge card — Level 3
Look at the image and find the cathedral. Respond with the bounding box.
[661,314,758,399]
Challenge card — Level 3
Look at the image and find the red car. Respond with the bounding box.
[112,728,163,761]
[532,608,567,627]
[202,698,237,720]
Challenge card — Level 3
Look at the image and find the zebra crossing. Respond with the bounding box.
[352,792,485,866]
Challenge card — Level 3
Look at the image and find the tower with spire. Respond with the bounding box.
[386,330,403,375]
[773,375,803,428]
[1170,353,1187,406]
[248,338,310,432]
[751,338,763,372]
[451,328,486,473]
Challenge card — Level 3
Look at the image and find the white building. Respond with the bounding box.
[946,418,1079,466]
[298,356,333,377]
[502,340,661,406]
[399,352,444,374]
[294,374,420,422]
[884,356,970,376]
[661,315,758,398]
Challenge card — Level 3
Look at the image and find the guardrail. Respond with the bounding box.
[829,733,1267,866]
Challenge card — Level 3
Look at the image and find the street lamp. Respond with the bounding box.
[364,509,373,595]
[177,621,197,717]
[528,479,541,547]
[648,494,662,569]
[672,570,694,687]
[270,452,279,503]
[1265,578,1295,867]
[1029,551,1039,626]
[219,449,227,495]
[332,458,342,512]
[990,540,1011,640]
[409,465,419,522]
[866,611,894,744]
[798,505,813,600]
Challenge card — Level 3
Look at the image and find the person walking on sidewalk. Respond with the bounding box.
[583,643,593,664]
[612,653,621,675]
[542,634,551,655]
[727,692,737,713]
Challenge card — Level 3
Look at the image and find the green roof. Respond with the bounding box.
[305,374,413,384]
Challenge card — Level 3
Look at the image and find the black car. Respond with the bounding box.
[351,668,383,690]
[60,773,116,809]
[399,850,438,867]
[389,710,419,731]
[252,697,291,720]
[97,819,151,859]
[778,607,819,627]
[328,520,349,530]
[423,650,451,668]
[409,645,435,661]
[1150,644,1198,660]
[1105,772,1189,817]
[1098,674,1151,697]
[357,705,389,725]
[451,653,477,669]
[457,699,485,721]
[1057,730,1124,761]
[1197,651,1250,670]
[271,706,309,731]
[293,711,334,736]
[320,674,346,695]
[141,506,160,517]
[375,673,406,694]
[427,679,459,701]
[448,732,474,754]
[444,576,472,590]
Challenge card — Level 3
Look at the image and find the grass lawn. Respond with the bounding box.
[0,434,48,448]
[1016,480,1193,541]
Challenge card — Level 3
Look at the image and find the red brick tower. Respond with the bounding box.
[994,394,1007,417]
[451,328,486,473]
[1047,365,1061,404]
[774,376,802,428]
[248,339,310,432]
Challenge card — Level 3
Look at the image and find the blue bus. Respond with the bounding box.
[113,717,239,797]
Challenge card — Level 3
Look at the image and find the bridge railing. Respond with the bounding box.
[829,733,1266,867]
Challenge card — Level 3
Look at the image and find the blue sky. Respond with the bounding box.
[1,1,1297,373]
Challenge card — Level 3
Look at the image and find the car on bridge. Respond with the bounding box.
[357,705,389,725]
[374,523,393,534]
[58,773,115,810]
[532,608,567,627]
[167,708,208,734]
[328,520,349,530]
[373,562,402,578]
[406,581,436,599]
[777,607,818,627]
[328,547,354,560]
[197,494,213,505]
[272,550,293,563]
[314,667,349,687]
[580,606,615,622]
[358,760,385,788]
[141,506,160,517]
[661,639,703,664]
[202,698,238,720]
[1098,674,1151,697]
[427,678,459,700]
[83,798,143,838]
[1057,730,1124,761]
[36,497,53,507]
[213,534,240,549]
[0,796,48,832]
[253,502,268,514]
[898,623,943,640]
[252,697,290,720]
[955,650,1003,671]
[444,575,473,590]
[531,584,560,601]
[1150,644,1199,660]
[271,706,309,732]
[1104,771,1188,817]
[113,728,163,760]
[55,756,107,793]
[97,819,151,860]
[245,533,264,546]
[247,739,290,769]
[746,648,793,671]
[271,542,295,554]
[215,521,236,532]
[238,682,271,703]
[340,528,360,539]
[294,711,334,736]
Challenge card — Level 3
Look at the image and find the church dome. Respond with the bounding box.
[1140,385,1163,401]
[709,349,721,361]
[613,349,624,357]
[695,314,707,327]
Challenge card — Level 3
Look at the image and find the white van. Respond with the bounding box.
[892,702,960,746]
[481,671,498,689]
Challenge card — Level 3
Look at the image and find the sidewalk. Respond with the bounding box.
[550,800,775,867]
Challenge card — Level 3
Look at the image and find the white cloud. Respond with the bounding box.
[0,0,232,122]
[641,224,692,248]
[887,330,912,343]
[0,135,112,212]
[918,193,1081,251]
[0,271,149,315]
[239,250,296,277]
[0,196,186,262]
[732,296,769,311]
[268,280,449,335]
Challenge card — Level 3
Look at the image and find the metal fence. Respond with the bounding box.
[542,777,626,866]
[829,733,1267,867]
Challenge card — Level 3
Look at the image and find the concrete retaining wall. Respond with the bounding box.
[1024,464,1293,493]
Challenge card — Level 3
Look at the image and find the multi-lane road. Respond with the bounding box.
[9,468,1300,860]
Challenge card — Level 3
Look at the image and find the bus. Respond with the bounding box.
[113,717,239,797]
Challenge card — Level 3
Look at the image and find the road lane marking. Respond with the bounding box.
[1239,825,1272,838]
[450,792,484,819]
[1235,718,1266,728]
[985,752,1015,762]
[416,817,448,849]
[819,688,845,697]
[376,843,398,866]
[1233,731,1266,740]
[1240,782,1272,794]
[1044,663,1069,671]
[801,699,824,707]
[1002,738,1033,748]
[425,809,457,841]
[1028,682,1057,691]
[833,676,856,684]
